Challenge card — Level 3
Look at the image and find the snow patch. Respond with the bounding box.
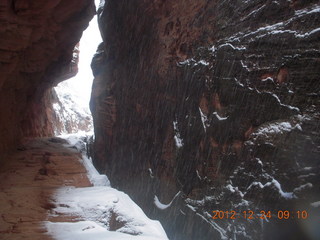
[218,43,246,51]
[224,4,320,45]
[213,112,228,121]
[247,179,295,199]
[197,60,210,66]
[148,168,154,178]
[226,184,244,198]
[209,45,215,53]
[257,158,263,167]
[296,27,320,38]
[261,77,274,83]
[235,77,245,87]
[46,187,168,240]
[303,167,313,171]
[293,183,313,193]
[173,120,184,148]
[251,119,302,144]
[178,58,210,67]
[295,5,320,16]
[199,107,208,131]
[186,204,197,212]
[83,155,110,186]
[178,58,196,66]
[59,132,110,186]
[154,191,181,210]
[272,94,300,112]
[310,201,320,208]
[46,133,168,240]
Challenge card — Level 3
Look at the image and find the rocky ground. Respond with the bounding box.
[0,137,92,239]
[0,136,168,240]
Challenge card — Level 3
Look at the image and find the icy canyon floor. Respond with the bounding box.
[0,134,168,240]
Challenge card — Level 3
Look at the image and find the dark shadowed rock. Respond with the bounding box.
[0,0,95,154]
[91,1,320,239]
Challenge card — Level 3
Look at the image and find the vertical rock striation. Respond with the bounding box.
[0,0,95,155]
[92,0,320,239]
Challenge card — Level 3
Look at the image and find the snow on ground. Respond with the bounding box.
[46,187,168,240]
[61,131,110,187]
[45,132,168,240]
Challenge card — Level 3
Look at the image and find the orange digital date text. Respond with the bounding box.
[212,210,308,220]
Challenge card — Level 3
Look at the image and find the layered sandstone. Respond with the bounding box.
[0,0,95,155]
[91,1,320,239]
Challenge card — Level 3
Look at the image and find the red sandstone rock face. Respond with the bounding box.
[0,0,95,154]
[91,1,320,239]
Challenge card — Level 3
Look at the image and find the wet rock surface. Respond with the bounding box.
[92,1,320,239]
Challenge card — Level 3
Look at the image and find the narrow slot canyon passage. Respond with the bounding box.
[0,1,320,240]
[0,1,168,239]
[52,6,101,136]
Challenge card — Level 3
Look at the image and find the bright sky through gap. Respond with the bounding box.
[55,0,102,110]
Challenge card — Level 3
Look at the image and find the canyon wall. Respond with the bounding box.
[0,0,95,155]
[91,1,320,239]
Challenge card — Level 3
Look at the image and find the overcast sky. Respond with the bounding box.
[55,0,102,109]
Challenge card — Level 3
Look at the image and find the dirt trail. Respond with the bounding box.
[0,137,92,240]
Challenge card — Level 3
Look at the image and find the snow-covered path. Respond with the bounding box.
[0,136,168,240]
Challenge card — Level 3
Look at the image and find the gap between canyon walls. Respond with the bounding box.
[53,0,102,136]
[0,0,95,156]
